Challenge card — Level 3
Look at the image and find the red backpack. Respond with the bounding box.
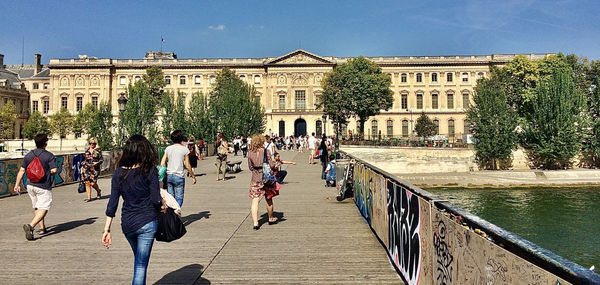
[27,152,45,183]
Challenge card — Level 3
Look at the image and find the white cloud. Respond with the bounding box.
[208,24,226,31]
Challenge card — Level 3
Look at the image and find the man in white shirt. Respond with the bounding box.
[264,135,276,158]
[160,130,196,207]
[308,132,317,164]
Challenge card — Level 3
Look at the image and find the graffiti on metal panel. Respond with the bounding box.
[0,161,20,196]
[54,156,65,185]
[353,163,372,223]
[433,220,454,285]
[72,154,84,181]
[387,181,422,285]
[370,173,388,245]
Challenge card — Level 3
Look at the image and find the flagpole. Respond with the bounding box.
[160,36,163,52]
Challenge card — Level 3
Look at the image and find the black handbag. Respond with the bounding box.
[77,180,86,193]
[156,208,187,242]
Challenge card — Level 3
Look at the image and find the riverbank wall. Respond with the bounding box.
[341,151,600,285]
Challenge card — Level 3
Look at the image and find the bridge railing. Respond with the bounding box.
[341,151,600,285]
[0,150,121,198]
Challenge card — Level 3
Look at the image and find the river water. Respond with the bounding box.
[427,187,600,269]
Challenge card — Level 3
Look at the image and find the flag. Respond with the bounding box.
[161,37,165,43]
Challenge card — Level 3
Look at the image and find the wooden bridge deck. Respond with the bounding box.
[0,151,402,284]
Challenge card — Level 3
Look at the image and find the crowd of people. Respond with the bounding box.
[12,130,338,285]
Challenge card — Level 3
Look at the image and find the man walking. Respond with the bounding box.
[308,132,317,164]
[161,130,197,207]
[14,134,58,240]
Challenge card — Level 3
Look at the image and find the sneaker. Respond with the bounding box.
[23,224,34,241]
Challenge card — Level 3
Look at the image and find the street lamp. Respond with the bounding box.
[117,93,128,145]
[322,114,327,137]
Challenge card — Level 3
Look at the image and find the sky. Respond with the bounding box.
[1,0,599,65]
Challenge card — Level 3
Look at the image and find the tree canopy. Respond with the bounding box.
[49,107,74,150]
[22,111,50,139]
[0,100,18,140]
[318,56,393,139]
[89,102,113,150]
[414,112,437,138]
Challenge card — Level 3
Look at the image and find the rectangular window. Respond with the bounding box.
[431,73,438,82]
[448,120,455,137]
[462,73,469,82]
[76,97,83,111]
[432,94,438,109]
[195,76,201,85]
[43,100,49,114]
[32,101,39,112]
[464,120,470,135]
[387,120,393,138]
[119,77,126,85]
[447,94,454,109]
[279,94,285,109]
[401,94,408,109]
[165,77,171,85]
[254,76,261,84]
[180,76,186,85]
[92,97,98,108]
[371,121,378,139]
[61,97,68,109]
[295,90,306,109]
[43,83,49,89]
[401,74,407,83]
[433,120,439,135]
[447,72,453,82]
[463,93,469,108]
[416,94,423,109]
[416,73,422,83]
[402,120,409,137]
[33,83,39,89]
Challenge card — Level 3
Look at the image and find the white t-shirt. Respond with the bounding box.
[308,136,317,149]
[165,144,190,177]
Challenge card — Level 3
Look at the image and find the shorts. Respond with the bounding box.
[27,185,53,210]
[310,149,316,156]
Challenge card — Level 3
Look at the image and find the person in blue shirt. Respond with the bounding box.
[325,154,337,187]
[102,135,164,285]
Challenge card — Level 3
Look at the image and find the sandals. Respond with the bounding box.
[268,218,279,225]
[84,198,91,202]
[38,228,48,235]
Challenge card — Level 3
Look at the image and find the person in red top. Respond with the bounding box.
[197,138,204,160]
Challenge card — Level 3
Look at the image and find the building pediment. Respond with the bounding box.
[266,49,334,65]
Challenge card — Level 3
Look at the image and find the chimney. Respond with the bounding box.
[0,54,4,69]
[34,53,42,74]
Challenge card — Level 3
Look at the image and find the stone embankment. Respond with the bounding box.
[341,146,600,187]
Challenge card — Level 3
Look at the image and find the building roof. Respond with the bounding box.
[5,64,50,79]
[0,69,23,89]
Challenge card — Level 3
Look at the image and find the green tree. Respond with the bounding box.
[0,101,18,140]
[584,60,600,166]
[173,92,187,132]
[89,102,113,150]
[22,111,50,139]
[187,92,213,142]
[159,91,175,141]
[121,67,166,143]
[209,68,264,140]
[414,112,437,138]
[317,56,392,139]
[49,107,74,150]
[522,70,585,169]
[467,76,519,170]
[73,103,97,138]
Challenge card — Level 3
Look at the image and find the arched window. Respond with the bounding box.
[387,120,393,138]
[254,75,261,84]
[371,120,378,140]
[448,119,455,137]
[179,76,186,85]
[433,119,439,135]
[165,76,171,85]
[401,73,407,83]
[402,120,409,137]
[119,76,126,85]
[195,75,202,85]
[477,72,484,79]
[446,72,453,82]
[210,76,216,84]
[431,93,439,109]
[135,76,141,82]
[416,73,422,83]
[239,75,246,82]
[316,120,323,137]
[431,73,438,82]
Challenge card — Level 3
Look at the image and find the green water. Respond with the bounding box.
[427,187,600,269]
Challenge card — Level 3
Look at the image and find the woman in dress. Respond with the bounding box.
[82,138,103,202]
[248,134,279,230]
[187,136,199,176]
[102,135,163,285]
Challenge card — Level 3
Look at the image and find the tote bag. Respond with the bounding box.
[156,208,187,242]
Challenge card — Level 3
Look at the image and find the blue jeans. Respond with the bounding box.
[275,170,287,183]
[167,174,185,207]
[125,220,157,285]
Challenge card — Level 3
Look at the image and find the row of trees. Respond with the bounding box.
[467,53,600,169]
[119,67,264,146]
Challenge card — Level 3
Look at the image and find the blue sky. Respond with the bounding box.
[1,0,599,64]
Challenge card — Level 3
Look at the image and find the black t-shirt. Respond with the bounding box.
[21,149,57,190]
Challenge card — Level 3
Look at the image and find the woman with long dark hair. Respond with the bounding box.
[102,135,163,285]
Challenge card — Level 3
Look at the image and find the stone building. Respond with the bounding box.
[47,49,550,140]
[0,54,30,139]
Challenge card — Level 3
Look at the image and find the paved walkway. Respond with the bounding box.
[0,151,401,284]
